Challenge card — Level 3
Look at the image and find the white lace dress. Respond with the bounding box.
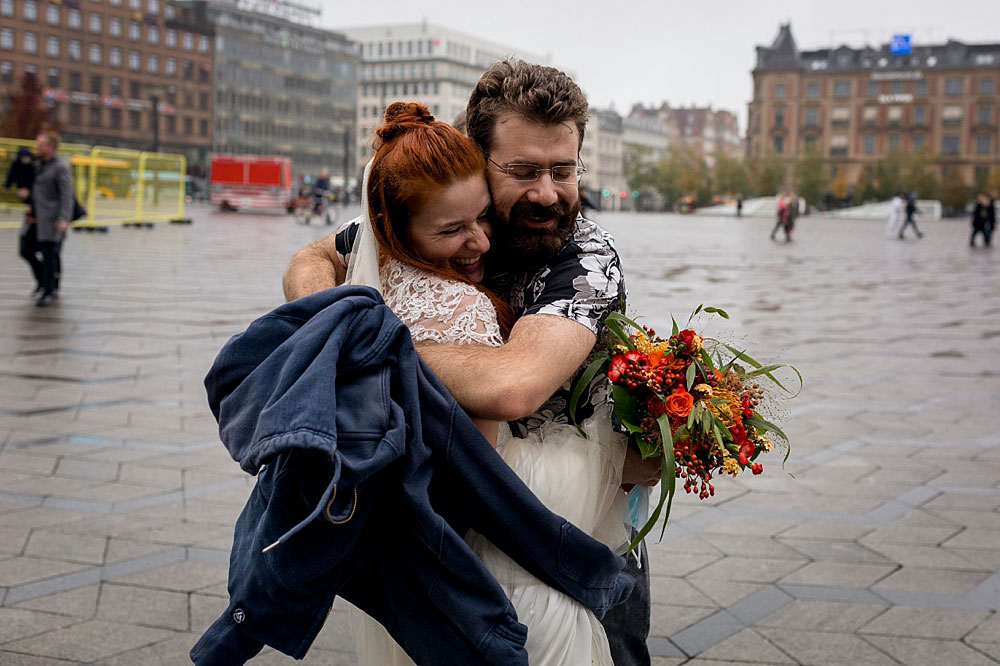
[351,258,628,666]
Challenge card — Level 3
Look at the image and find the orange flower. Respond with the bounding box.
[648,350,673,368]
[665,388,694,419]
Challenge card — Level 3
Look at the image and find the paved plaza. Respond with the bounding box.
[1,206,998,665]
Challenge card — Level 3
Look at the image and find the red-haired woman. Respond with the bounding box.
[348,103,625,666]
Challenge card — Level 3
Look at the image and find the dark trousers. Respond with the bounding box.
[39,240,62,295]
[899,215,922,238]
[971,225,992,247]
[19,224,45,288]
[600,537,651,666]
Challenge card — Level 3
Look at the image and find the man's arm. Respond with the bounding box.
[282,232,345,301]
[418,313,596,423]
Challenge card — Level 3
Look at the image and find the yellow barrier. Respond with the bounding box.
[0,136,187,230]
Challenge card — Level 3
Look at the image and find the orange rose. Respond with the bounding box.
[664,389,694,419]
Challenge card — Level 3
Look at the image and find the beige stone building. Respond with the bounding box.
[747,23,1000,188]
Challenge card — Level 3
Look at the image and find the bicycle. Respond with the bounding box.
[292,193,339,226]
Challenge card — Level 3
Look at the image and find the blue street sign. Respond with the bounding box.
[889,34,912,56]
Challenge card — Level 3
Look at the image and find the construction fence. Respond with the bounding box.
[0,137,188,231]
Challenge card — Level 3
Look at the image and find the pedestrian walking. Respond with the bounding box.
[899,194,924,240]
[970,193,995,247]
[29,131,74,307]
[736,194,743,218]
[771,193,788,241]
[5,146,45,294]
[885,193,904,238]
[785,193,799,241]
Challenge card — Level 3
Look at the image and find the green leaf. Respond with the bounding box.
[569,353,609,428]
[671,315,679,336]
[606,311,644,334]
[686,406,696,431]
[712,423,724,449]
[685,362,696,389]
[699,348,715,372]
[626,415,677,554]
[745,412,789,443]
[703,306,729,319]
[721,343,803,396]
[604,318,634,349]
[634,435,659,459]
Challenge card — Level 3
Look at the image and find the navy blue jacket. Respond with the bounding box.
[191,287,633,665]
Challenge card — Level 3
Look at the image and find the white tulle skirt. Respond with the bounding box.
[351,411,628,666]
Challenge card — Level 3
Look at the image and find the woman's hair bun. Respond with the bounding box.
[375,102,436,144]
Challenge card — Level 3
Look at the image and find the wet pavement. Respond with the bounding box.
[1,206,998,665]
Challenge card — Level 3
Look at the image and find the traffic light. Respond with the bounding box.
[632,190,639,198]
[619,191,627,198]
[602,188,610,197]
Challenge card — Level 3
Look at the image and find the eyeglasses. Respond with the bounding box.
[488,158,587,184]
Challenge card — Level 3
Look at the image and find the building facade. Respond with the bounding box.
[747,23,1000,187]
[208,0,358,184]
[0,0,214,162]
[580,108,628,211]
[344,22,549,165]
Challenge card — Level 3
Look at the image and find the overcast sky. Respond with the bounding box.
[320,0,1000,132]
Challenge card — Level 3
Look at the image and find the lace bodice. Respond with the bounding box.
[381,258,503,348]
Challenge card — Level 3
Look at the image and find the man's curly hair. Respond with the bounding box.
[466,60,588,156]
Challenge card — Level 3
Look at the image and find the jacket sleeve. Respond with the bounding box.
[56,162,73,223]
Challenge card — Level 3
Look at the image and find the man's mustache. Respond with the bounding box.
[507,200,574,230]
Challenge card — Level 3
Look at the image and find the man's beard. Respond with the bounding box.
[495,198,580,269]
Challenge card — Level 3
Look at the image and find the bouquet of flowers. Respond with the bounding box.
[571,305,801,553]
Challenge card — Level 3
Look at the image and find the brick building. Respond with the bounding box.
[0,0,214,163]
[747,23,1000,187]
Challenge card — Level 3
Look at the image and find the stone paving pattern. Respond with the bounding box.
[1,207,997,665]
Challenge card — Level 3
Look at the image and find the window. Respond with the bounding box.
[805,107,818,126]
[45,3,58,24]
[109,0,121,5]
[129,109,140,129]
[68,8,80,29]
[867,81,877,97]
[979,105,993,124]
[146,54,158,73]
[90,74,101,94]
[166,29,176,47]
[942,135,960,155]
[0,30,13,51]
[129,21,140,41]
[806,82,819,98]
[45,67,57,87]
[775,82,786,98]
[128,0,139,8]
[164,3,173,18]
[863,135,876,154]
[147,0,158,12]
[183,116,192,134]
[182,33,193,50]
[804,135,817,148]
[912,134,926,150]
[915,106,927,124]
[109,76,120,95]
[88,43,101,64]
[24,0,37,21]
[68,39,81,61]
[128,50,140,71]
[863,106,877,123]
[888,134,900,152]
[199,91,207,109]
[980,78,996,95]
[833,80,850,98]
[89,13,101,33]
[45,35,58,57]
[1,61,13,83]
[943,105,963,123]
[110,17,121,37]
[110,108,121,129]
[198,36,208,53]
[69,104,82,124]
[830,134,849,149]
[165,115,175,133]
[772,136,784,153]
[199,65,208,83]
[148,26,158,45]
[891,81,902,94]
[200,118,207,136]
[129,80,139,97]
[69,71,80,90]
[977,135,991,155]
[945,77,963,95]
[109,46,121,67]
[888,106,902,123]
[0,0,12,17]
[915,79,927,96]
[165,57,175,75]
[24,32,38,54]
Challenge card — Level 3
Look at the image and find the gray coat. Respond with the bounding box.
[28,156,73,242]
